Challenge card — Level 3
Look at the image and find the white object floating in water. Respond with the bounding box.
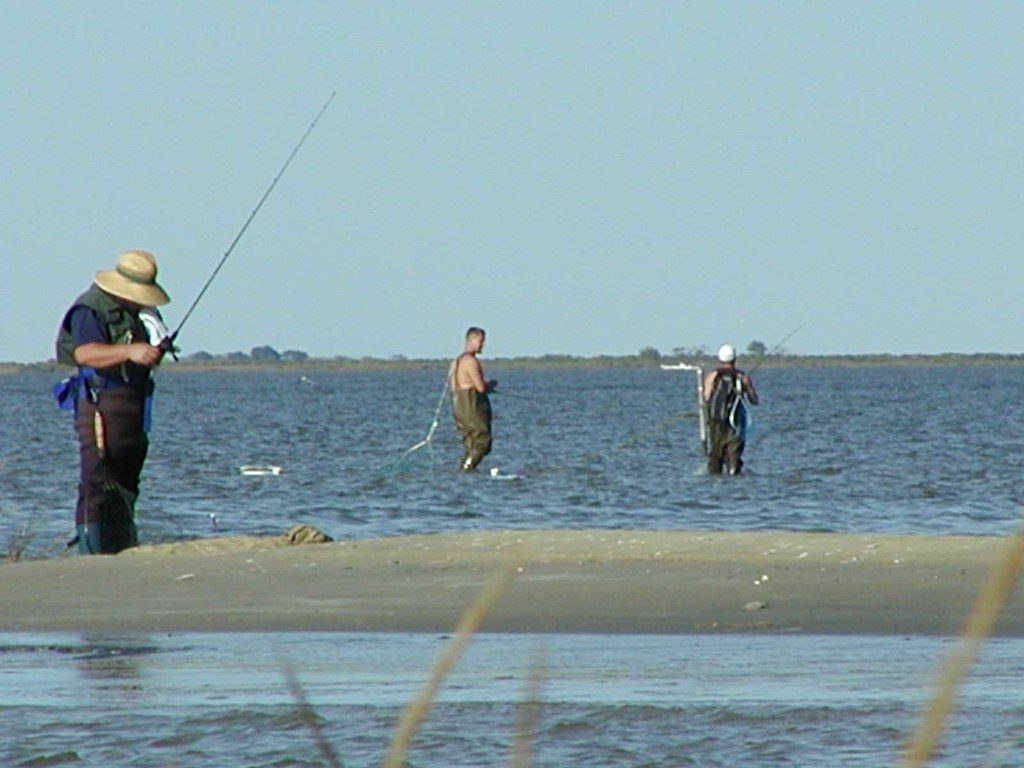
[239,465,283,476]
[488,467,521,481]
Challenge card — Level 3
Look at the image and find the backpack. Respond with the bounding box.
[708,370,740,423]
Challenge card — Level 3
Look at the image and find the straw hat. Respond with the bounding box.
[95,250,170,307]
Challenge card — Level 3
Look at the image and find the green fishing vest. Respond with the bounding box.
[56,285,147,366]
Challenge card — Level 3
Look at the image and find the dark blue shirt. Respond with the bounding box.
[69,307,151,391]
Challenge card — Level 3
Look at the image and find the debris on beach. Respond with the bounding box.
[284,524,333,545]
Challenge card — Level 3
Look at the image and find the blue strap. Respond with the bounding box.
[53,368,156,433]
[143,379,155,433]
[52,367,99,417]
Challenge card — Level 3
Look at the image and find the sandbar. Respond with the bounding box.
[1,529,1021,635]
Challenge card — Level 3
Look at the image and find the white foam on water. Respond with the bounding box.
[488,467,521,480]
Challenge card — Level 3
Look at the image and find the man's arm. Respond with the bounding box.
[463,355,489,393]
[742,375,759,405]
[74,342,162,369]
[69,306,163,369]
[702,371,717,402]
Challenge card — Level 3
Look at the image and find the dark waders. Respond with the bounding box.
[74,389,145,553]
[452,387,492,470]
[707,420,744,475]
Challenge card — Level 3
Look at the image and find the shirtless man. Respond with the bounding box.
[451,327,497,470]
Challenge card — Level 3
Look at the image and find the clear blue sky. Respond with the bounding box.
[3,2,1021,362]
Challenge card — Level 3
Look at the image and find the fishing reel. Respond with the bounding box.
[140,308,180,361]
[157,335,180,362]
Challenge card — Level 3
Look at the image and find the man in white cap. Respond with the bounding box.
[55,250,171,554]
[702,343,759,475]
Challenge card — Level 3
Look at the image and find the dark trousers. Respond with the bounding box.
[707,420,744,475]
[74,388,147,553]
[452,388,492,470]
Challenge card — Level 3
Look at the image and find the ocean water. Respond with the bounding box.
[2,364,1022,556]
[2,632,1023,768]
[3,365,1024,767]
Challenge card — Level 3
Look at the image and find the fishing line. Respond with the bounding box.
[721,326,800,449]
[390,362,455,470]
[166,91,337,349]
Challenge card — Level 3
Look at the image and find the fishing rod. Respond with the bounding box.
[747,325,801,374]
[163,91,337,353]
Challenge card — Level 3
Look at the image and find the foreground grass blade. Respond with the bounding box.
[901,527,1024,767]
[383,560,519,768]
[510,645,547,768]
[283,662,345,768]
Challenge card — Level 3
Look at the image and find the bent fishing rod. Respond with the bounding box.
[161,91,336,354]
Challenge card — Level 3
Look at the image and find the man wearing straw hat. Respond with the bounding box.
[55,250,171,554]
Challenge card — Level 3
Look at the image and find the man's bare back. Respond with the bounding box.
[452,329,493,393]
[453,352,487,392]
[451,327,495,470]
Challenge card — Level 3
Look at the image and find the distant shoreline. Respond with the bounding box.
[4,352,1024,375]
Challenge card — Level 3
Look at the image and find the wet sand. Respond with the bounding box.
[1,529,1021,635]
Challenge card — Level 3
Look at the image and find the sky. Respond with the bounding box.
[2,1,1022,362]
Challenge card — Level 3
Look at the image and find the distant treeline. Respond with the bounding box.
[6,344,1023,375]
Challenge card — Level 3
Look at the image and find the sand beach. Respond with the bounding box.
[1,529,1020,635]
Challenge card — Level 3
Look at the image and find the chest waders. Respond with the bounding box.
[452,387,492,470]
[707,368,748,476]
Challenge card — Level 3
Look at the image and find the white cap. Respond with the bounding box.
[717,344,736,363]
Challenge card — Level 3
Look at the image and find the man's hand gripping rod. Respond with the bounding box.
[159,92,337,359]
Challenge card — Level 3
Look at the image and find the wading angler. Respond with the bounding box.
[703,343,759,475]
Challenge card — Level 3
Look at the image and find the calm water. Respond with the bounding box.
[2,632,1023,767]
[2,364,1023,555]
[3,365,1024,767]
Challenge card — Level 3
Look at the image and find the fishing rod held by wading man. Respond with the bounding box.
[52,92,335,556]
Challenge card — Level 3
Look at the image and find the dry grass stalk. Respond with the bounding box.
[900,528,1024,768]
[382,560,519,768]
[282,661,344,768]
[5,523,35,563]
[510,646,547,768]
